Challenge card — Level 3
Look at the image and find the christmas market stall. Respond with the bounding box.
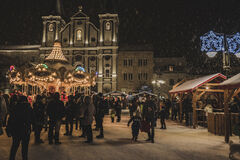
[8,42,96,97]
[169,73,227,128]
[219,73,240,143]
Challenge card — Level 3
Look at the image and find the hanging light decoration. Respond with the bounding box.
[200,31,224,57]
[226,32,240,58]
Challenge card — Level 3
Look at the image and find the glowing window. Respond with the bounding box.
[49,24,54,32]
[105,21,111,31]
[76,30,82,40]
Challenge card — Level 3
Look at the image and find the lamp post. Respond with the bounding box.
[200,31,240,143]
[152,80,166,99]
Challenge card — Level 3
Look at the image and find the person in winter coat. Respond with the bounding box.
[33,95,45,144]
[115,98,122,122]
[95,93,105,138]
[159,102,167,129]
[64,95,75,136]
[0,91,7,131]
[128,111,141,142]
[142,95,156,143]
[47,92,65,145]
[80,96,95,143]
[8,95,33,160]
[110,108,116,123]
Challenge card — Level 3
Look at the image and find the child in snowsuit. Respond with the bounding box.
[110,109,116,123]
[128,111,141,142]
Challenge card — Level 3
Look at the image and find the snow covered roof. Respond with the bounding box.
[45,42,68,62]
[219,73,240,89]
[103,91,128,96]
[169,73,227,94]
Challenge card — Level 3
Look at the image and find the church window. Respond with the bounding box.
[106,69,110,77]
[105,21,111,31]
[91,37,96,42]
[76,29,82,41]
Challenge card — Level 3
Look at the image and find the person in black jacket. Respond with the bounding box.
[64,95,75,136]
[159,101,167,129]
[115,98,122,122]
[33,95,45,144]
[47,92,65,145]
[95,93,105,139]
[128,111,141,142]
[8,95,33,160]
[142,95,156,143]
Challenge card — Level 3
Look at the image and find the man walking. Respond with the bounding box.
[47,92,65,145]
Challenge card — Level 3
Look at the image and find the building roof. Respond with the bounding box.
[169,73,227,94]
[219,73,240,89]
[0,45,40,50]
[45,42,68,62]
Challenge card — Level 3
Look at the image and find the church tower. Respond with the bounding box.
[41,0,66,47]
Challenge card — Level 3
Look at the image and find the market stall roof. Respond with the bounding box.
[169,73,227,94]
[103,91,128,96]
[219,73,240,89]
[132,91,157,97]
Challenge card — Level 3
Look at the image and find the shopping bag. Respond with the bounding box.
[140,120,150,133]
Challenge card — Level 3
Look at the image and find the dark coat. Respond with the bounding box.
[7,102,33,137]
[33,101,45,125]
[143,100,156,121]
[47,99,65,120]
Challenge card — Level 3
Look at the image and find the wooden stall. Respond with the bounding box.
[219,73,240,143]
[169,73,227,128]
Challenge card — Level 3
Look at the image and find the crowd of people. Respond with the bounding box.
[4,89,239,160]
[0,89,172,160]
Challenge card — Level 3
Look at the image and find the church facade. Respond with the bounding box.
[0,6,119,93]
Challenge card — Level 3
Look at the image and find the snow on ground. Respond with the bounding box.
[0,115,239,160]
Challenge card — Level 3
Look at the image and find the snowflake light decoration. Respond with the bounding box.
[200,31,224,54]
[226,32,240,58]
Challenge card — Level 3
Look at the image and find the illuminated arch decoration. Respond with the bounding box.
[200,31,224,57]
[226,32,240,58]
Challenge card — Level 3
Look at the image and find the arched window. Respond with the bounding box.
[76,29,82,40]
[48,23,54,32]
[105,21,111,31]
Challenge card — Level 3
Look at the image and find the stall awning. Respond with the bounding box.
[219,73,240,89]
[132,91,157,97]
[169,73,226,94]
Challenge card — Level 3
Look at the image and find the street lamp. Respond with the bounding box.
[200,30,240,75]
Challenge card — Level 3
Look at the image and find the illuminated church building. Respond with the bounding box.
[41,6,119,93]
[0,5,119,93]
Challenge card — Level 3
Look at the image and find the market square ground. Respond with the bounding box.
[0,116,239,160]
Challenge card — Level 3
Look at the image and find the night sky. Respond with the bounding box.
[0,0,240,61]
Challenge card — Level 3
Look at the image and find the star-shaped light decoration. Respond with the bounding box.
[200,31,224,57]
[226,32,240,58]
